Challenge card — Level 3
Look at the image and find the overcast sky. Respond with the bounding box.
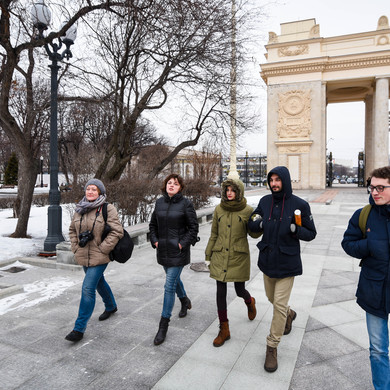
[238,0,389,165]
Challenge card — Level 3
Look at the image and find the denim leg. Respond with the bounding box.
[161,266,186,319]
[96,273,117,312]
[74,264,109,333]
[366,312,390,390]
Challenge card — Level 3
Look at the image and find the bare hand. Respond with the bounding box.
[155,242,158,248]
[178,243,182,250]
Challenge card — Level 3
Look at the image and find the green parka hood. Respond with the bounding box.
[221,178,245,202]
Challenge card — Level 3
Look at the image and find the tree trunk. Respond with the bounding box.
[10,155,39,238]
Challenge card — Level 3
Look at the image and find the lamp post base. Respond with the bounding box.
[43,205,65,253]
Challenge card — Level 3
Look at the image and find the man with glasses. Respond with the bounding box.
[342,166,390,390]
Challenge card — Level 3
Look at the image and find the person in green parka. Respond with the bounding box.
[205,177,261,347]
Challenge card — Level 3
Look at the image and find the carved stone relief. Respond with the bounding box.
[268,32,278,44]
[377,35,390,45]
[309,25,320,38]
[277,90,312,139]
[377,16,389,30]
[278,45,308,57]
[275,141,313,154]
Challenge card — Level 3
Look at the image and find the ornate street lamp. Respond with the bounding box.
[31,1,77,254]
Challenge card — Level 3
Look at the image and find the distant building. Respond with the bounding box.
[131,145,221,184]
[222,154,267,186]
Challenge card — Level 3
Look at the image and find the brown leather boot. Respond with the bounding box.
[264,345,278,372]
[213,321,230,347]
[284,309,297,335]
[246,297,257,321]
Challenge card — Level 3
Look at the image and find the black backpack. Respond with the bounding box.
[101,203,134,263]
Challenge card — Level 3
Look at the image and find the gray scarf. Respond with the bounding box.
[75,194,107,215]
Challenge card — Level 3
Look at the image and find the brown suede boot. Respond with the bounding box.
[264,345,278,372]
[246,297,257,321]
[284,309,297,335]
[213,321,230,347]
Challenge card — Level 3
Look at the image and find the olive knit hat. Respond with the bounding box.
[84,178,106,195]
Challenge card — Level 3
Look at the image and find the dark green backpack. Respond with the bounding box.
[358,204,371,238]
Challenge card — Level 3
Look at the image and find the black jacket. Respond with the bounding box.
[149,192,199,267]
[248,166,317,278]
[342,196,390,319]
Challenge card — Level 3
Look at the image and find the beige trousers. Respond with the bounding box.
[263,274,295,348]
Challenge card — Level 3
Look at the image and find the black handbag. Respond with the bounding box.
[101,203,134,263]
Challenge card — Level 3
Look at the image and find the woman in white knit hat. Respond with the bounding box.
[65,179,123,342]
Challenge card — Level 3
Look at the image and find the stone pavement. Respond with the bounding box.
[0,186,378,389]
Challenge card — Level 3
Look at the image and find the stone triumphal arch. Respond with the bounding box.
[261,16,390,189]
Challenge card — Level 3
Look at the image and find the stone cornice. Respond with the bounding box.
[275,140,313,146]
[261,54,390,82]
[265,27,390,48]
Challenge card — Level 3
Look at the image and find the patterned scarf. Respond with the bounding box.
[75,194,107,215]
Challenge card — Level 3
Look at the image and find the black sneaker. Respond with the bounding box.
[65,330,84,342]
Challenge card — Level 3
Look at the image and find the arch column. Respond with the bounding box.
[365,94,374,178]
[373,77,389,169]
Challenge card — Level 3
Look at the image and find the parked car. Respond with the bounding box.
[339,179,346,184]
[332,179,339,184]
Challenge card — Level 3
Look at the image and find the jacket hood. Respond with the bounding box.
[221,178,245,202]
[267,166,292,198]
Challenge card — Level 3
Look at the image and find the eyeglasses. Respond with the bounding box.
[368,185,390,193]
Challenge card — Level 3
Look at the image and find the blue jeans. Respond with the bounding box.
[161,266,186,319]
[366,312,390,390]
[74,264,117,333]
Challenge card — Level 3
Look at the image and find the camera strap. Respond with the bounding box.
[79,206,103,235]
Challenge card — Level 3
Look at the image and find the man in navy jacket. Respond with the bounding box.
[248,166,316,373]
[342,166,390,390]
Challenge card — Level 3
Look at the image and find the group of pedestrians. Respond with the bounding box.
[63,165,390,390]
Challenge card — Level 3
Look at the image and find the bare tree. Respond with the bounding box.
[0,0,130,237]
[70,0,261,181]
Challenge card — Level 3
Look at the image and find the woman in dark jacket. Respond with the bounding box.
[149,174,199,345]
[66,179,123,342]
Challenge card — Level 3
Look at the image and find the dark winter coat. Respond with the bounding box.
[248,166,317,278]
[69,204,123,267]
[341,196,390,319]
[149,192,199,267]
[205,179,261,282]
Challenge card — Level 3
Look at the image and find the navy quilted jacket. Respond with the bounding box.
[342,196,390,319]
[248,166,317,278]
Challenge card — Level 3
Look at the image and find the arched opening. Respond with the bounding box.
[326,102,365,185]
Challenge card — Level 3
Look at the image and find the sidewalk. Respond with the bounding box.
[0,186,374,389]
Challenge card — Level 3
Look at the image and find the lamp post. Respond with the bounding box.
[259,154,262,186]
[40,156,44,187]
[31,1,77,254]
[228,0,239,181]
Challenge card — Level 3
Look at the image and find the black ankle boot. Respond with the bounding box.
[65,330,84,342]
[154,317,170,345]
[99,307,118,321]
[179,297,192,318]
